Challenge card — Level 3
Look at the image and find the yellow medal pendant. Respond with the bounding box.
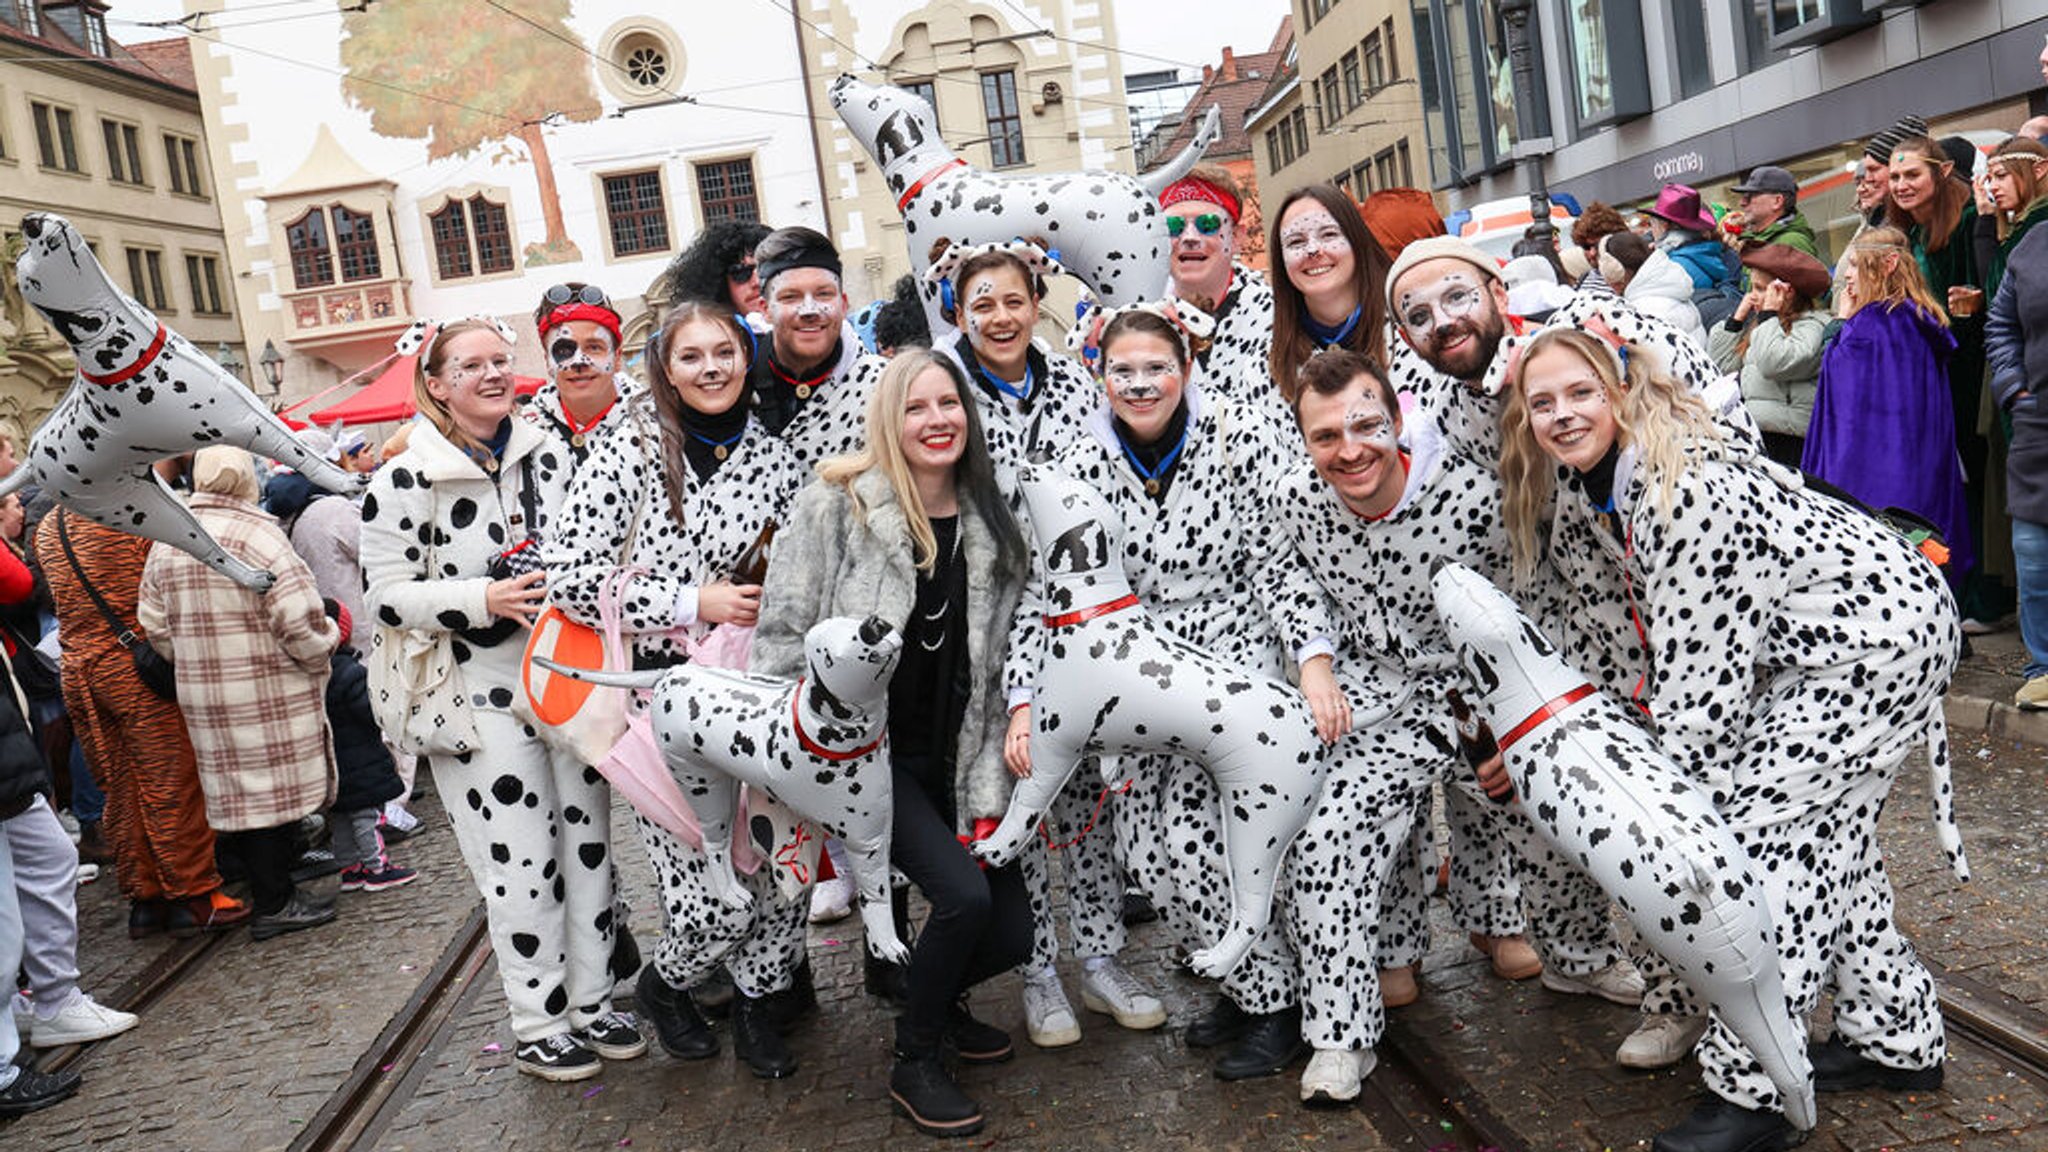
[571,432,586,449]
[714,444,729,461]
[795,384,813,400]
[1144,478,1160,496]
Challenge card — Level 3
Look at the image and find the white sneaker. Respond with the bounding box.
[9,991,30,1040]
[30,992,139,1048]
[1616,1014,1710,1069]
[807,875,854,924]
[57,809,81,842]
[1022,969,1081,1048]
[382,801,420,834]
[1540,958,1645,1006]
[75,862,100,885]
[1079,958,1167,1030]
[1300,1047,1376,1103]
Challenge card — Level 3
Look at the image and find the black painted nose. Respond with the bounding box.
[20,215,42,240]
[858,615,892,645]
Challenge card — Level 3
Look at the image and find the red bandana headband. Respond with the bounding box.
[538,302,622,349]
[1159,177,1241,222]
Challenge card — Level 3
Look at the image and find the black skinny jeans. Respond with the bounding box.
[216,824,297,915]
[889,759,1032,1050]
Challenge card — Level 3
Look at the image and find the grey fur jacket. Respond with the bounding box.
[753,468,1023,832]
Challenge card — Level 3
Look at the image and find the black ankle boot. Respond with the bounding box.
[693,964,736,1018]
[1185,994,1251,1049]
[764,956,819,1032]
[1651,1097,1800,1152]
[636,966,716,1060]
[733,993,797,1079]
[1808,1035,1944,1093]
[944,996,1013,1065]
[890,1019,984,1138]
[1213,1006,1306,1081]
[1121,891,1159,925]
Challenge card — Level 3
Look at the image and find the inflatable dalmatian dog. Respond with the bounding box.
[540,615,910,964]
[1432,563,1816,1133]
[828,75,1223,340]
[971,465,1329,981]
[10,212,360,591]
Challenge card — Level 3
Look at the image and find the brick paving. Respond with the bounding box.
[4,699,2045,1151]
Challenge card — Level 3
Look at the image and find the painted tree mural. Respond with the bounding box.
[338,0,601,266]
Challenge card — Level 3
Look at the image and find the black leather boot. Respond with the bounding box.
[891,1018,985,1138]
[1122,891,1159,925]
[693,964,736,1018]
[1651,1097,1801,1152]
[944,996,1014,1065]
[1185,994,1251,1049]
[635,966,716,1060]
[732,992,797,1079]
[764,956,819,1033]
[1213,1005,1306,1081]
[1808,1035,1944,1093]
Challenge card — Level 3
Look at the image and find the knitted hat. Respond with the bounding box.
[1384,236,1499,313]
[1864,115,1929,165]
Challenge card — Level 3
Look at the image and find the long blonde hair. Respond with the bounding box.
[816,349,1023,576]
[1498,327,1721,580]
[1839,227,1947,326]
[413,318,512,461]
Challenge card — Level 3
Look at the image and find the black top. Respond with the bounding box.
[1112,395,1192,502]
[888,515,970,810]
[679,401,749,482]
[1580,441,1626,545]
[750,341,842,436]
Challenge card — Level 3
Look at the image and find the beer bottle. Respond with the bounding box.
[731,520,777,584]
[1447,689,1509,804]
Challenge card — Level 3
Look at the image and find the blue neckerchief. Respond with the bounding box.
[688,427,745,453]
[1304,304,1363,347]
[482,417,513,461]
[1115,409,1191,494]
[977,360,1033,404]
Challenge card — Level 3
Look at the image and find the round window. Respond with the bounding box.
[622,39,667,89]
[599,24,684,102]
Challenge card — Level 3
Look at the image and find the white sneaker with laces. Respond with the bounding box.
[1540,958,1645,1006]
[1022,969,1081,1048]
[1079,959,1167,1030]
[1300,1047,1376,1103]
[807,875,854,924]
[30,992,139,1048]
[1616,1013,1710,1068]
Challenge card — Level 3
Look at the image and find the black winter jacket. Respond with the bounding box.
[1988,223,2048,524]
[324,646,403,813]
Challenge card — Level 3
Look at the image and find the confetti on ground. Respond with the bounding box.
[480,1043,502,1054]
[583,1085,606,1099]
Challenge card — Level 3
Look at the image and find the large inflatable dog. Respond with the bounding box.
[9,212,359,591]
[1432,564,1816,1132]
[829,75,1221,339]
[539,615,909,963]
[972,467,1329,980]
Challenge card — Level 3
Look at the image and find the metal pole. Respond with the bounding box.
[1498,0,1553,246]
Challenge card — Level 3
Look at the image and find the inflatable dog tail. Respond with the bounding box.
[1138,105,1223,199]
[531,654,666,691]
[1925,709,1968,881]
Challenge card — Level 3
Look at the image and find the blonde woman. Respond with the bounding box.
[1499,324,1959,1152]
[361,318,637,1081]
[754,349,1028,1138]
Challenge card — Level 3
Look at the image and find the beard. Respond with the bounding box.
[1425,310,1507,382]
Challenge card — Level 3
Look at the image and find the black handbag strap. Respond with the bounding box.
[54,509,144,647]
[518,452,540,538]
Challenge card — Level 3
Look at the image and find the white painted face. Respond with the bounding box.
[766,267,846,366]
[1278,209,1352,269]
[1395,270,1486,341]
[1103,330,1186,443]
[544,321,618,382]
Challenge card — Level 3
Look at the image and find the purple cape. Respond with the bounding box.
[1801,301,1974,584]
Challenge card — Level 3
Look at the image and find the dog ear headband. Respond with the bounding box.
[396,316,519,363]
[1067,295,1217,369]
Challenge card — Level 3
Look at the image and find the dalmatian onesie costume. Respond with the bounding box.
[747,321,868,469]
[547,399,809,1008]
[1544,431,1959,1120]
[361,383,622,1064]
[1183,263,1293,446]
[522,370,642,472]
[1014,379,1301,1024]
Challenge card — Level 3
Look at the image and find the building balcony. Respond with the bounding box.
[280,277,412,351]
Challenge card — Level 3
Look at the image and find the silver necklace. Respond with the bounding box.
[918,519,964,652]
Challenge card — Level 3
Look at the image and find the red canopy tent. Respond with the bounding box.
[302,354,544,426]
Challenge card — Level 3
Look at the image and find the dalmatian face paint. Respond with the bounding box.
[1102,330,1185,443]
[766,267,846,368]
[1392,259,1507,381]
[1277,200,1357,304]
[1278,210,1351,267]
[1520,342,1620,474]
[1301,378,1404,517]
[961,264,1036,372]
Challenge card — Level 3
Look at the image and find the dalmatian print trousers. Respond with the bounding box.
[433,709,617,1043]
[636,814,807,999]
[1023,758,1129,972]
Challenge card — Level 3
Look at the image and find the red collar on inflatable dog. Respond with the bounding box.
[1498,683,1596,751]
[80,323,167,386]
[897,159,967,211]
[791,681,885,762]
[1042,593,1140,629]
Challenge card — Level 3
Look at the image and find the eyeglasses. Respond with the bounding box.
[543,283,611,309]
[1166,213,1227,238]
[726,261,757,285]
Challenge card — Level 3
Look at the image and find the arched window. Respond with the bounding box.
[286,208,333,290]
[333,207,381,282]
[426,192,515,281]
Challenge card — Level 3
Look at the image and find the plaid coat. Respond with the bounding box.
[138,493,339,831]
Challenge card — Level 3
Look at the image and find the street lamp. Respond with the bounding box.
[259,339,284,392]
[1498,0,1555,247]
[216,341,246,385]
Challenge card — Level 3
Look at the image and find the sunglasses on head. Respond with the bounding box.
[726,261,758,284]
[1166,213,1227,238]
[544,283,611,308]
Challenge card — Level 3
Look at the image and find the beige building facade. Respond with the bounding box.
[1246,0,1431,214]
[795,0,1136,308]
[1,4,247,439]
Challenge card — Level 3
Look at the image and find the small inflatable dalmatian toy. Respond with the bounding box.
[972,465,1329,981]
[9,212,361,591]
[829,74,1223,341]
[1433,563,1816,1132]
[540,615,910,963]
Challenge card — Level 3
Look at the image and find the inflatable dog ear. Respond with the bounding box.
[829,74,1224,343]
[9,212,364,591]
